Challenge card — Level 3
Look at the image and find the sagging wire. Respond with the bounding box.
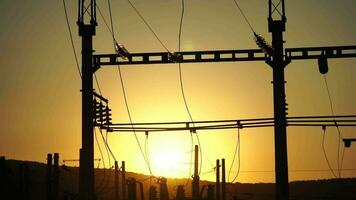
[62,0,82,78]
[104,0,154,176]
[321,126,338,178]
[97,128,118,194]
[323,75,343,178]
[94,128,109,194]
[231,0,273,56]
[229,128,241,183]
[144,131,154,185]
[340,145,346,178]
[178,0,203,183]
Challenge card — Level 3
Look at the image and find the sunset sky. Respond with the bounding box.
[0,0,355,183]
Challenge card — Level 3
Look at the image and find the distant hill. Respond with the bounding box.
[0,159,355,200]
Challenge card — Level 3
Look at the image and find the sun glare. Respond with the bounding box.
[151,148,184,177]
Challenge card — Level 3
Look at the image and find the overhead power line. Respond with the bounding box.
[103,0,154,176]
[230,128,241,183]
[323,75,343,178]
[62,0,81,78]
[126,0,170,52]
[178,0,203,178]
[231,0,273,55]
[63,0,104,95]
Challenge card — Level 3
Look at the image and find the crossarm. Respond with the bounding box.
[93,45,356,67]
[285,45,356,60]
[93,49,266,66]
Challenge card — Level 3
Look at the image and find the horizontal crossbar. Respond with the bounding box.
[93,45,356,66]
[104,115,356,133]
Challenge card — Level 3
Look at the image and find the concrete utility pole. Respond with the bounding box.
[77,0,97,199]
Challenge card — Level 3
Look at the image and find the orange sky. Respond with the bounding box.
[0,0,355,183]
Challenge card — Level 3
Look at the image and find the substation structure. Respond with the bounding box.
[76,0,356,199]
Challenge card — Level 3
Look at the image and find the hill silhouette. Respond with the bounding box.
[1,159,356,200]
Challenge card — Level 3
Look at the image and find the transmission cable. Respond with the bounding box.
[232,0,254,33]
[321,126,338,178]
[62,0,81,78]
[63,0,103,95]
[94,128,109,193]
[178,0,204,181]
[323,75,343,178]
[229,128,241,183]
[231,0,273,55]
[105,0,154,176]
[126,0,170,52]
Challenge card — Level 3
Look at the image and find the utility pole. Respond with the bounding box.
[53,153,59,200]
[122,161,127,200]
[77,0,97,199]
[221,159,226,200]
[115,161,120,200]
[267,1,290,199]
[192,145,200,200]
[46,154,53,200]
[215,159,220,200]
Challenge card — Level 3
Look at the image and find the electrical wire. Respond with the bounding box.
[94,128,108,193]
[230,128,241,183]
[116,65,154,176]
[107,0,116,50]
[178,0,204,181]
[323,75,343,178]
[231,0,273,55]
[63,0,103,95]
[340,145,346,178]
[62,0,82,78]
[231,0,255,33]
[126,0,170,52]
[321,127,338,178]
[104,0,154,176]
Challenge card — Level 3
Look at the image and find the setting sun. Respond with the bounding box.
[147,136,189,178]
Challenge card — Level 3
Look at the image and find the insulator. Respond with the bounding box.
[318,55,328,74]
[115,42,130,59]
[168,52,183,62]
[345,140,351,148]
[254,32,273,56]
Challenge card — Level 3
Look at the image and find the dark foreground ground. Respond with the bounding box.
[0,159,355,200]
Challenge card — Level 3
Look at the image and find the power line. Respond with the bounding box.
[231,0,255,33]
[62,0,81,78]
[126,0,170,52]
[63,0,104,95]
[178,0,204,179]
[323,75,343,178]
[94,128,109,194]
[103,0,154,176]
[230,0,273,55]
[321,127,338,178]
[230,128,241,183]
